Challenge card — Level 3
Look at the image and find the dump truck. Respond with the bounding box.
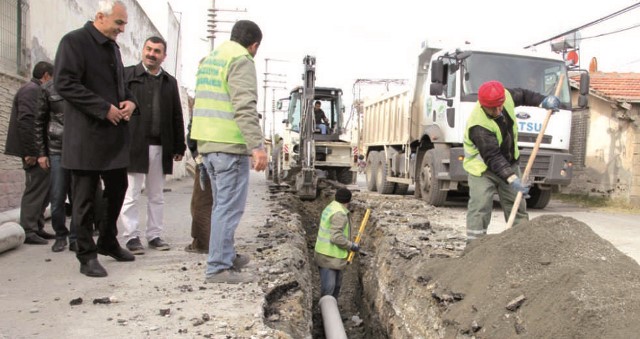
[359,40,589,209]
[266,56,358,199]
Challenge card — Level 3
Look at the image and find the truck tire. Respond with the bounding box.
[394,183,409,195]
[336,167,354,185]
[366,151,379,192]
[526,186,552,209]
[376,155,396,194]
[419,149,447,206]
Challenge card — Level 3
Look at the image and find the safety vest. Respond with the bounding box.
[314,201,350,259]
[191,41,250,144]
[463,90,519,176]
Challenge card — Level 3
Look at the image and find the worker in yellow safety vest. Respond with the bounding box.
[314,188,359,299]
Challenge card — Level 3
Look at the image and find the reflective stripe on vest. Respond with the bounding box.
[314,200,350,259]
[191,41,250,144]
[463,90,519,176]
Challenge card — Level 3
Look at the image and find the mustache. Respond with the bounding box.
[145,55,157,61]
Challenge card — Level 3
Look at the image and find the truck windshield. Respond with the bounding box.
[461,52,570,106]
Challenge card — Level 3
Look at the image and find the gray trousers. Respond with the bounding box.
[466,165,528,242]
[20,163,50,235]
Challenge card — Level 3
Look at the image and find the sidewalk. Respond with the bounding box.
[0,172,285,338]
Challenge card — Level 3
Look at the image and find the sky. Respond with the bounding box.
[141,0,640,127]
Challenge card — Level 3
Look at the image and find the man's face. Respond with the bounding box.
[142,40,166,71]
[94,3,128,41]
[314,103,321,111]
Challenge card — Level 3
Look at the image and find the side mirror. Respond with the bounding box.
[430,83,444,96]
[578,95,588,109]
[431,60,444,83]
[579,73,590,96]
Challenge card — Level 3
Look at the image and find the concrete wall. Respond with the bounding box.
[568,94,640,206]
[0,0,190,212]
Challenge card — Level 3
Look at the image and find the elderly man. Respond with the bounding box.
[54,0,137,277]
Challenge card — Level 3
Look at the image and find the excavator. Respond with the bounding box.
[266,56,357,200]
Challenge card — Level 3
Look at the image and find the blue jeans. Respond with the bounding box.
[316,124,327,134]
[202,152,250,276]
[50,154,75,241]
[319,267,343,299]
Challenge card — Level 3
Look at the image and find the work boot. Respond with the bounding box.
[80,259,107,277]
[125,237,145,255]
[98,246,135,262]
[52,238,67,252]
[204,269,255,284]
[24,233,48,245]
[148,237,170,251]
[233,254,251,269]
[36,229,56,240]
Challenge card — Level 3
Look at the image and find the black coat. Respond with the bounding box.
[124,63,186,174]
[4,78,46,158]
[35,81,66,156]
[53,21,135,171]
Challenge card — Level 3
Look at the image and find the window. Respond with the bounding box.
[0,0,28,75]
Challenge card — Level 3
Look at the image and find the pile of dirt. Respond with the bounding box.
[419,214,640,338]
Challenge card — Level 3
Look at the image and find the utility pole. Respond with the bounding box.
[262,58,289,136]
[207,0,247,51]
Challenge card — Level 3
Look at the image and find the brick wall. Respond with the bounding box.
[0,73,27,212]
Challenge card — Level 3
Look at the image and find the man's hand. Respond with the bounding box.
[350,242,360,252]
[173,154,183,161]
[24,156,37,167]
[119,100,137,121]
[541,95,560,114]
[509,177,530,196]
[251,148,267,172]
[106,104,123,125]
[37,156,50,169]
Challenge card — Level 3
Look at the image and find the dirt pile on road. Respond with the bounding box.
[417,214,640,338]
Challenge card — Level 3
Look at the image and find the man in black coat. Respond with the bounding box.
[4,61,56,244]
[120,36,186,255]
[54,0,137,277]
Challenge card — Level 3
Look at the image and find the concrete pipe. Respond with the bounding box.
[0,222,25,254]
[319,295,347,339]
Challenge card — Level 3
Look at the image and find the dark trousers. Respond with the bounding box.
[319,267,343,299]
[50,154,74,240]
[20,163,50,234]
[190,165,212,251]
[71,168,127,263]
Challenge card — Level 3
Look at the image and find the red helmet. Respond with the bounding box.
[478,81,505,108]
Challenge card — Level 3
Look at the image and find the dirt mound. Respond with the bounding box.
[420,214,640,338]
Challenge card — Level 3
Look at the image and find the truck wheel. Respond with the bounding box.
[526,186,552,209]
[394,184,409,195]
[376,155,396,194]
[366,151,379,192]
[419,149,447,206]
[336,167,354,185]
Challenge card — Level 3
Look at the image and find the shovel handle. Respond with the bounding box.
[505,74,565,229]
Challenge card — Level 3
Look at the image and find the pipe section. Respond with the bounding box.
[0,222,25,254]
[319,295,347,339]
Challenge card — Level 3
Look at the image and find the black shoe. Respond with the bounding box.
[148,237,170,251]
[125,237,145,255]
[52,238,67,252]
[98,246,135,262]
[36,230,56,240]
[69,241,78,252]
[24,233,48,245]
[80,258,107,277]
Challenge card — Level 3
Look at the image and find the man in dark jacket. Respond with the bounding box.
[4,61,56,245]
[54,0,137,277]
[121,36,186,254]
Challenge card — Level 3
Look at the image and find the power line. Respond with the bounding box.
[524,2,640,49]
[579,22,640,41]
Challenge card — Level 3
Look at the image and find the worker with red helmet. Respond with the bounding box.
[463,80,560,243]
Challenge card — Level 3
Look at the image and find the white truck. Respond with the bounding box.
[360,41,590,208]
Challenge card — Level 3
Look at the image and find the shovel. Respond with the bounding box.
[505,74,565,229]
